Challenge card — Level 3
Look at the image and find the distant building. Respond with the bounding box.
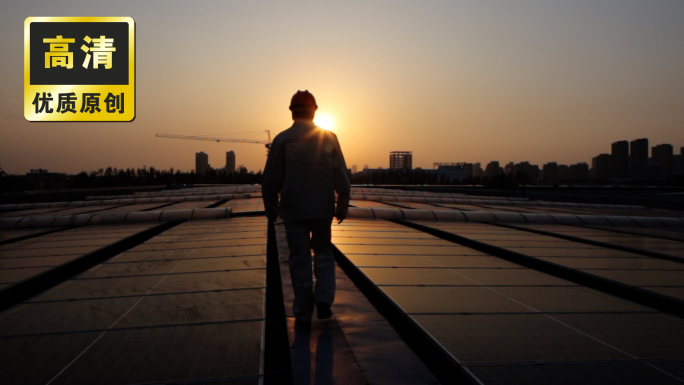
[462,163,473,178]
[570,163,590,181]
[472,163,483,178]
[543,162,558,182]
[433,162,462,168]
[611,140,629,180]
[225,151,236,173]
[504,162,515,175]
[351,165,358,174]
[553,163,589,182]
[363,164,369,171]
[674,147,684,176]
[195,151,209,175]
[652,144,674,179]
[435,165,467,182]
[389,151,412,170]
[592,153,612,180]
[513,162,539,182]
[359,168,384,176]
[434,162,473,178]
[672,154,683,176]
[484,161,502,178]
[558,164,570,181]
[630,138,648,180]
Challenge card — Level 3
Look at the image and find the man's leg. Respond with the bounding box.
[310,217,335,308]
[284,219,314,322]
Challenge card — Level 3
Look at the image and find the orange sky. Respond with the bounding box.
[1,1,683,174]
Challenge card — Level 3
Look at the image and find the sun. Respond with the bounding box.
[314,113,335,131]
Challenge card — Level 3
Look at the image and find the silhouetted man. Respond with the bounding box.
[262,90,351,327]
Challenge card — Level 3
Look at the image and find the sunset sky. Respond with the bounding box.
[2,0,683,175]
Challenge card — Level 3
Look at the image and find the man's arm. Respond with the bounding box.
[262,139,285,221]
[331,133,351,223]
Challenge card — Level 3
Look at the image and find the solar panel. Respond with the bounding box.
[554,313,684,359]
[49,321,264,385]
[1,215,269,384]
[465,361,683,385]
[412,314,631,363]
[380,286,531,314]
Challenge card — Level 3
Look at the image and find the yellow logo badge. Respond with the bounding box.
[24,17,135,121]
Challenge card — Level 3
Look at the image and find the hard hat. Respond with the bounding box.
[289,90,317,110]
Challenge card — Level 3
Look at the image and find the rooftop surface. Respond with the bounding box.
[1,185,683,384]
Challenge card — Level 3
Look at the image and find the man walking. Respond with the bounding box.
[262,90,351,328]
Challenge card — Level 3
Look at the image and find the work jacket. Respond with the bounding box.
[262,121,351,221]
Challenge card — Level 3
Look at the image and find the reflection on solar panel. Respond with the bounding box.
[0,223,156,287]
[421,222,684,302]
[592,226,684,240]
[518,224,684,258]
[384,201,453,210]
[0,204,123,219]
[349,200,402,209]
[216,197,265,213]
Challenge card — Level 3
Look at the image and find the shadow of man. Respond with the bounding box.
[291,323,334,385]
[315,330,333,385]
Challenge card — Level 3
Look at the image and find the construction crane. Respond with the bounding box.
[155,131,272,151]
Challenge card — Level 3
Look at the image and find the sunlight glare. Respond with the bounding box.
[315,113,335,131]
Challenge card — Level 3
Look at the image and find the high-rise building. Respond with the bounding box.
[558,164,570,181]
[472,163,483,178]
[652,144,674,179]
[672,154,683,176]
[543,162,558,182]
[675,147,684,176]
[195,152,209,175]
[389,151,412,169]
[570,163,590,181]
[504,162,515,175]
[484,161,502,178]
[351,165,358,174]
[592,154,612,180]
[630,138,648,180]
[225,151,236,173]
[513,162,539,182]
[611,141,629,179]
[435,165,467,182]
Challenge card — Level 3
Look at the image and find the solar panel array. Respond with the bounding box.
[0,217,267,385]
[425,222,684,302]
[333,219,684,384]
[0,223,156,289]
[0,185,682,384]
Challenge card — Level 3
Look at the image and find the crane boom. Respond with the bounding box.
[155,133,269,144]
[155,131,272,151]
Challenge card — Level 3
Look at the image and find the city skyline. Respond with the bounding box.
[15,136,681,183]
[2,0,683,174]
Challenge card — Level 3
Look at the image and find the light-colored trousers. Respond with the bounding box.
[284,217,335,321]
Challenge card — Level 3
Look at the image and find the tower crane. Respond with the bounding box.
[155,131,272,151]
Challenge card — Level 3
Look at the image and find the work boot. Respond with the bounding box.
[316,302,332,319]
